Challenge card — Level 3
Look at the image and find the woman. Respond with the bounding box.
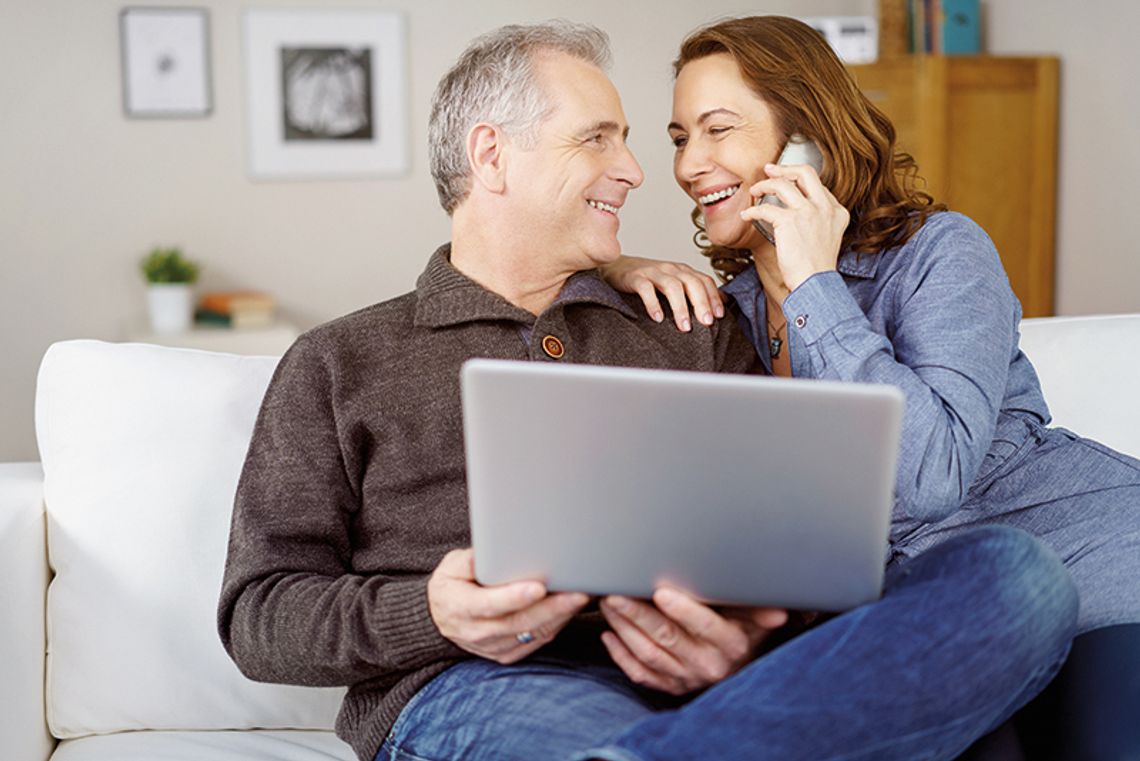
[603,16,1140,758]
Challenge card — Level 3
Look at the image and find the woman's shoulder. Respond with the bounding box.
[892,210,1004,275]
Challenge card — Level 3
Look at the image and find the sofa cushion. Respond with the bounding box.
[36,340,343,739]
[1019,314,1140,459]
[50,730,354,761]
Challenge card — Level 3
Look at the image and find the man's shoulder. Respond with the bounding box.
[282,290,421,374]
[304,290,418,343]
[605,290,755,374]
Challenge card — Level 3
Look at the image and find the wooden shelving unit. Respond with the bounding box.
[847,55,1059,316]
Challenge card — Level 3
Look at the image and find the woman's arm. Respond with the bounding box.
[782,214,1018,523]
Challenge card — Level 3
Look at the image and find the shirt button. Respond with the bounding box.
[541,335,565,359]
[794,314,808,329]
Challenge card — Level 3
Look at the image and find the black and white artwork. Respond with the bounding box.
[120,7,212,118]
[244,10,407,179]
[281,47,374,141]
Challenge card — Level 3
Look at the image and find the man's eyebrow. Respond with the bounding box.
[667,108,742,132]
[576,120,630,140]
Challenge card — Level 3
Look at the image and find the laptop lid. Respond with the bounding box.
[461,359,903,611]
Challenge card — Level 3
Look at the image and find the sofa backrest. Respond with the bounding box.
[1018,314,1140,459]
[35,340,342,739]
[31,316,1137,738]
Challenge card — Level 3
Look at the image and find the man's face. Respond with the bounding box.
[505,53,644,271]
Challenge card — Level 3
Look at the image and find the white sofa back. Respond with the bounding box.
[1019,314,1140,458]
[26,314,1138,744]
[35,341,343,739]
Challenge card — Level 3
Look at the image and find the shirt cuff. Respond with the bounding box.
[782,271,864,346]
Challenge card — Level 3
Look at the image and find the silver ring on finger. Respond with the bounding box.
[515,631,536,645]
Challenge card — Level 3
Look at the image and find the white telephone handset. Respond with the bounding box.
[752,134,824,244]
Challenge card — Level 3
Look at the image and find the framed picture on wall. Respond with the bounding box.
[243,9,409,179]
[120,7,212,118]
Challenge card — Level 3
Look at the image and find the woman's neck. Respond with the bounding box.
[751,247,790,310]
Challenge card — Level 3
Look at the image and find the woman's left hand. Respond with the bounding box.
[741,163,850,293]
[599,586,788,695]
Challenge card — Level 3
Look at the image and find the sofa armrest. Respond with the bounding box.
[0,462,54,761]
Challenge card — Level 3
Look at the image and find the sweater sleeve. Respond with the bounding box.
[217,333,463,687]
[781,214,1018,523]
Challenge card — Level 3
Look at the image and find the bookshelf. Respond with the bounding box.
[847,55,1059,316]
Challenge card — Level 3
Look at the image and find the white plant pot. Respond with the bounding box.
[146,283,194,334]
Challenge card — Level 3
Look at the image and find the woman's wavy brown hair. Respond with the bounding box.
[674,16,946,280]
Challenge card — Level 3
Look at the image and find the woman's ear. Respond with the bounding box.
[466,123,507,195]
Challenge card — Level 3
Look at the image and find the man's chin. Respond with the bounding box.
[585,244,622,269]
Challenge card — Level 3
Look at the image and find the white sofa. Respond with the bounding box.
[2,314,1139,761]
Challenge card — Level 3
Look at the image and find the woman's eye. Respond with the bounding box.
[709,126,731,136]
[671,135,688,148]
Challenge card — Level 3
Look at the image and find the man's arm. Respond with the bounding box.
[217,335,463,686]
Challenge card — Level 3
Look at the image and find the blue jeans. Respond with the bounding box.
[377,526,1077,761]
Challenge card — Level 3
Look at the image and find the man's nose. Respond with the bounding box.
[612,143,644,189]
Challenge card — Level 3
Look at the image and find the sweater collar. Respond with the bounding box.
[414,244,638,328]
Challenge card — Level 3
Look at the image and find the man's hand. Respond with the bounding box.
[428,548,590,664]
[600,586,788,695]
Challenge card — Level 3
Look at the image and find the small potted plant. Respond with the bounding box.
[140,246,201,333]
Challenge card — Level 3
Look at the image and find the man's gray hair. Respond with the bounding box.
[428,20,612,215]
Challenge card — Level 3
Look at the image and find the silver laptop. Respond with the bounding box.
[461,359,903,611]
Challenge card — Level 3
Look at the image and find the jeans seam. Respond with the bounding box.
[379,739,438,761]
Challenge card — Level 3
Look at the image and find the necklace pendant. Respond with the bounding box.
[769,336,783,359]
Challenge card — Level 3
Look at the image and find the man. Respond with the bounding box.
[219,21,1077,761]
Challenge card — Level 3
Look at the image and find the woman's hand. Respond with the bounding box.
[599,586,788,695]
[599,256,725,332]
[741,163,850,292]
[428,548,590,664]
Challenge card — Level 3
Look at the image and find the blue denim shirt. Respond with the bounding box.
[722,212,1052,535]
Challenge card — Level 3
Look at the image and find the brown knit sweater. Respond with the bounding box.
[217,246,759,760]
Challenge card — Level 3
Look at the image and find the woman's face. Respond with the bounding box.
[669,53,785,252]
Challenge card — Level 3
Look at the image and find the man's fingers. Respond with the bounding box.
[601,630,681,694]
[653,587,752,663]
[462,579,547,619]
[750,607,790,629]
[601,596,688,676]
[436,547,477,579]
[504,591,590,637]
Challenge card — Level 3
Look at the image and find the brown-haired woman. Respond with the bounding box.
[603,15,1140,758]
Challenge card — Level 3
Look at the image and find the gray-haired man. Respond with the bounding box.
[219,20,1076,761]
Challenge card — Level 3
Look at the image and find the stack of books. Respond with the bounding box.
[195,291,276,329]
[908,0,980,54]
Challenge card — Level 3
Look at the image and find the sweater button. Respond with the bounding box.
[541,335,565,359]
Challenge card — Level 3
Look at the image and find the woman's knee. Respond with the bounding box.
[924,526,1078,649]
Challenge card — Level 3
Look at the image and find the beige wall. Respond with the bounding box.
[2,0,1136,461]
[983,0,1140,316]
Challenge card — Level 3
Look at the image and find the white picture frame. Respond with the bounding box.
[243,9,409,180]
[120,7,212,118]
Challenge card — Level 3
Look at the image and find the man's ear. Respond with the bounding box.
[466,123,507,195]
